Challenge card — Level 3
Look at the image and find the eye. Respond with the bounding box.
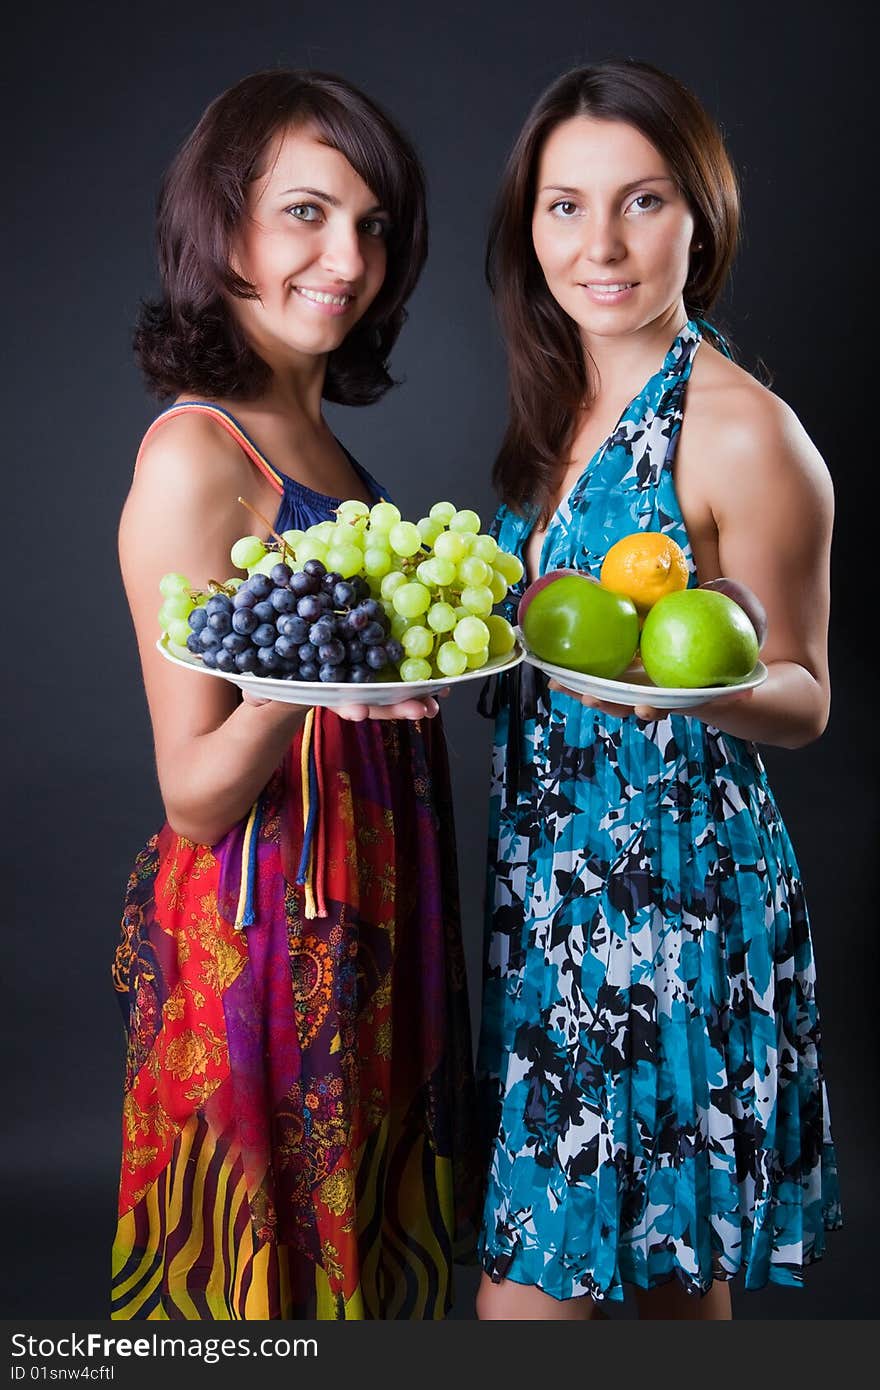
[286,203,322,223]
[360,216,391,239]
[549,199,579,218]
[627,192,663,215]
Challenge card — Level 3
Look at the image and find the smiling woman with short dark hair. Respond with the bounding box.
[111,68,479,1322]
[134,70,427,405]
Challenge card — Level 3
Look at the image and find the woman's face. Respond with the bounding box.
[531,117,696,343]
[229,122,390,364]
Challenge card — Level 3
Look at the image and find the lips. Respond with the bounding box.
[293,286,354,306]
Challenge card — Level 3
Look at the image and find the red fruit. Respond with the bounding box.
[699,578,768,649]
[517,568,596,628]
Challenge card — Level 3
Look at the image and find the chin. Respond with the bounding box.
[571,308,641,338]
[308,328,351,352]
[285,323,354,357]
[574,301,680,342]
[308,306,367,340]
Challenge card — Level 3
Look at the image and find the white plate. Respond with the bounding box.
[516,632,767,710]
[157,636,524,708]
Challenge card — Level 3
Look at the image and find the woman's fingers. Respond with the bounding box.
[586,697,638,718]
[335,696,441,722]
[334,702,372,722]
[240,693,446,723]
[374,696,441,720]
[548,678,659,719]
[547,678,622,714]
[547,677,579,700]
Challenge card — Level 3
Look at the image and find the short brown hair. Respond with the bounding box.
[488,60,740,520]
[135,70,428,405]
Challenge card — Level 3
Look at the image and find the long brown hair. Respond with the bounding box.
[135,70,427,404]
[488,60,740,520]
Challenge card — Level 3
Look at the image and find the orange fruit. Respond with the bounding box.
[600,532,689,618]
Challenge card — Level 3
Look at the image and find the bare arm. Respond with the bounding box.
[554,388,834,749]
[677,392,833,746]
[120,415,310,844]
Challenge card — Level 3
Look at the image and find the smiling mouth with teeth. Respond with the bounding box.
[584,283,635,292]
[294,287,353,306]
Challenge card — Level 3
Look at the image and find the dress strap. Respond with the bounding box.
[656,321,702,476]
[136,400,284,494]
[692,316,733,360]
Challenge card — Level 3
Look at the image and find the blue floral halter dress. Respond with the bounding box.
[477,321,841,1302]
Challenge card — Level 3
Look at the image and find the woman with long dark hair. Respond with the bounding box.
[476,60,839,1319]
[112,70,478,1320]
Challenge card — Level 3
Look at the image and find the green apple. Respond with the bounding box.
[640,588,759,688]
[516,567,584,626]
[522,574,639,678]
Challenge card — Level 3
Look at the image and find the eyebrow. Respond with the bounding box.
[539,175,675,196]
[277,186,387,214]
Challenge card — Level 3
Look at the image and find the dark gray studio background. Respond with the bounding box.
[4,0,876,1321]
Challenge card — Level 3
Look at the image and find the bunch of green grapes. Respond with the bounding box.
[230,499,524,681]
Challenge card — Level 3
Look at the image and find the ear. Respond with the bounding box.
[228,239,245,279]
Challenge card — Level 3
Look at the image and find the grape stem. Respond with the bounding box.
[184,581,233,600]
[237,496,292,560]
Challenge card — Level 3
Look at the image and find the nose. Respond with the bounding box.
[319,218,367,283]
[583,211,625,265]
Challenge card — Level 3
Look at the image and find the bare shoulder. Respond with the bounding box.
[131,409,253,503]
[119,408,263,596]
[120,409,258,568]
[686,341,833,511]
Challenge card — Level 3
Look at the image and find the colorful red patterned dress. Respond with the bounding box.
[111,403,480,1319]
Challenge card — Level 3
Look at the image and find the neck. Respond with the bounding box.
[265,369,327,425]
[580,301,688,399]
[248,340,330,426]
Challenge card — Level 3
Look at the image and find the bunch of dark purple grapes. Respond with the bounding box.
[186,558,403,683]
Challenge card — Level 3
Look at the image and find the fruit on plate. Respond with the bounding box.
[639,587,759,688]
[699,577,768,648]
[158,499,524,683]
[600,531,689,618]
[516,568,593,627]
[189,560,399,682]
[521,573,640,678]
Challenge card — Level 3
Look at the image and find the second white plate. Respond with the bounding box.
[517,636,767,710]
